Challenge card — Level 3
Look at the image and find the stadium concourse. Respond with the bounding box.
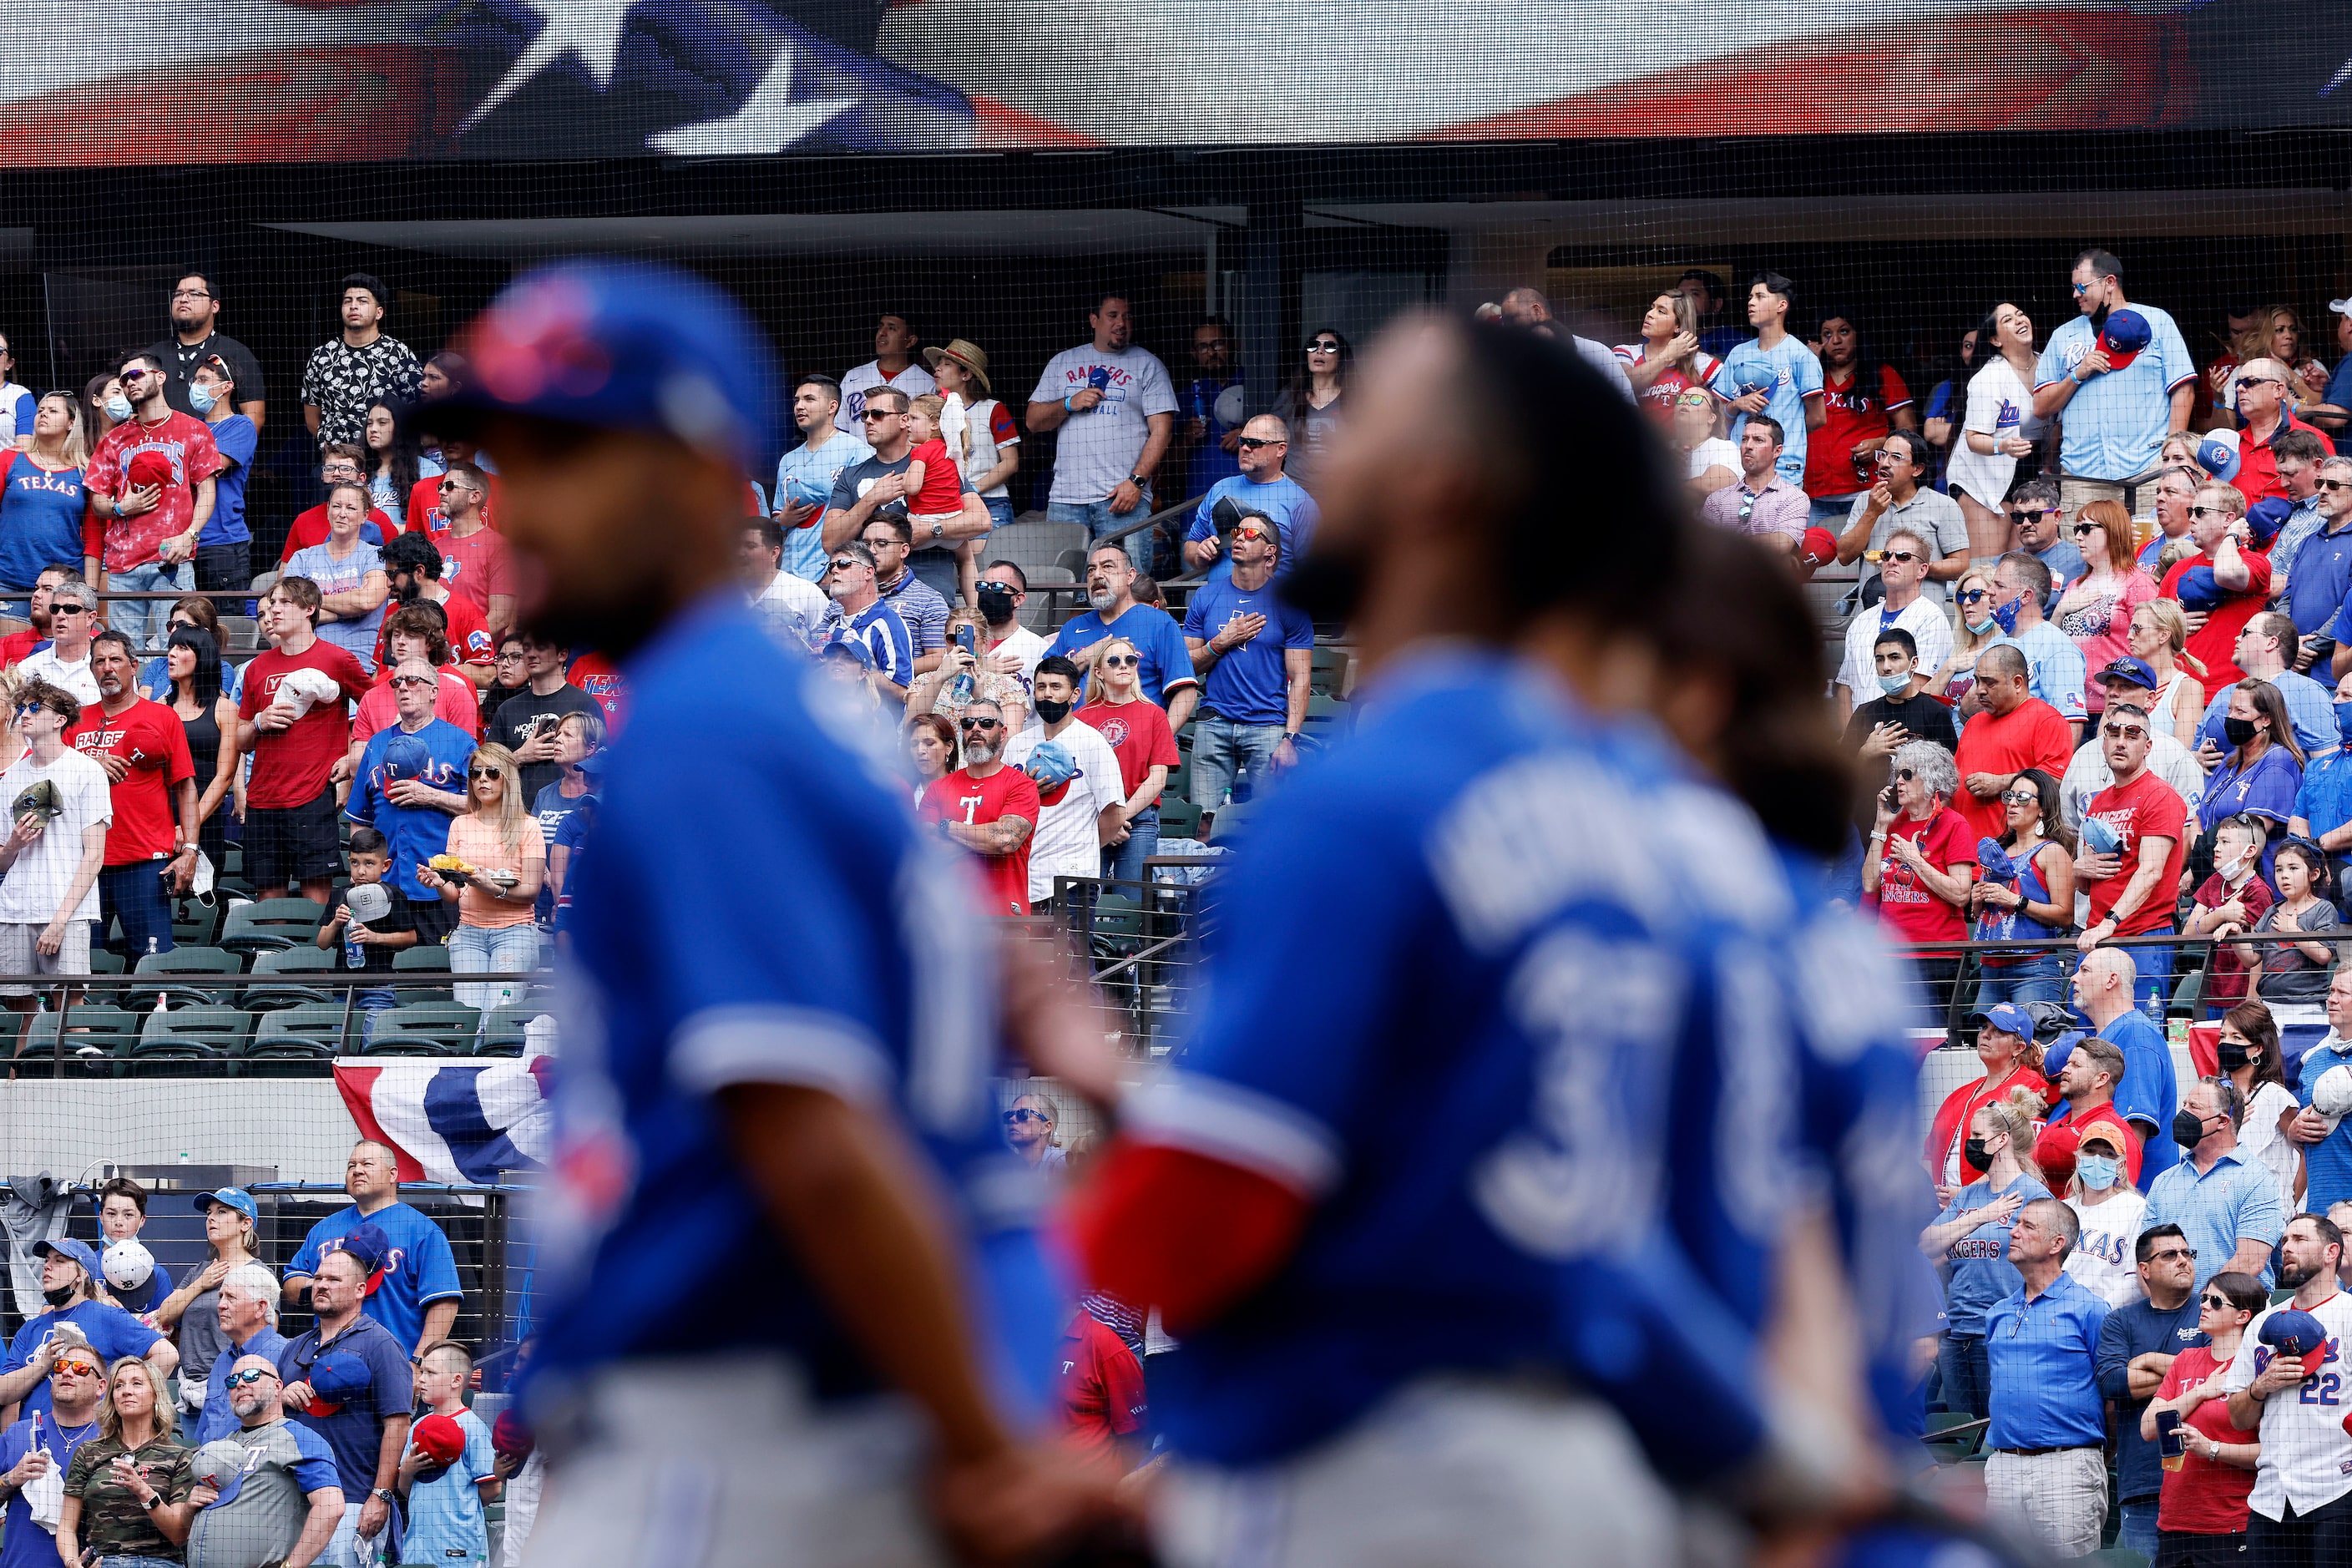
[24,242,2352,1568]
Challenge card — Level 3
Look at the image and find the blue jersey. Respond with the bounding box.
[2102,1008,2181,1188]
[1125,648,1775,1478]
[2296,746,2352,842]
[200,413,257,547]
[532,780,593,923]
[0,1414,97,1568]
[346,719,478,903]
[773,433,874,581]
[1182,574,1313,726]
[1,1302,164,1424]
[402,1408,494,1566]
[1186,474,1320,584]
[2300,1037,2352,1213]
[1045,604,1198,708]
[1722,336,1823,484]
[527,596,1056,1420]
[286,1201,463,1353]
[0,453,83,593]
[2036,307,2196,482]
[276,1313,414,1535]
[811,597,913,689]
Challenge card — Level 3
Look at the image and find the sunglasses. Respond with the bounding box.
[2071,280,2097,295]
[828,559,859,572]
[1957,589,1990,604]
[49,604,86,616]
[1895,767,1916,781]
[390,675,435,689]
[1103,654,1139,668]
[50,1358,99,1378]
[119,368,149,382]
[468,767,503,781]
[1236,437,1282,450]
[2102,722,2148,741]
[1999,789,2041,805]
[858,410,897,422]
[2321,479,2352,493]
[223,1367,276,1388]
[958,717,1002,731]
[438,478,473,493]
[1881,550,1920,564]
[2147,1247,2197,1263]
[2189,505,2233,519]
[2240,377,2284,391]
[2201,1292,2235,1310]
[1308,341,1341,353]
[2006,508,2052,524]
[2071,523,2099,537]
[1003,1108,1049,1125]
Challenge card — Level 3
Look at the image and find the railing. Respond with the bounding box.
[1877,930,2268,1046]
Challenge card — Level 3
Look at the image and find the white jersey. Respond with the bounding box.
[2218,1289,2352,1520]
[751,570,827,647]
[2063,1187,2149,1309]
[1002,718,1125,903]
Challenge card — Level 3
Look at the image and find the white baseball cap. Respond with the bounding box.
[2329,298,2352,317]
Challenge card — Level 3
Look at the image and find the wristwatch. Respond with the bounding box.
[1126,473,1147,488]
[1281,731,1301,745]
[374,1487,397,1505]
[931,521,944,540]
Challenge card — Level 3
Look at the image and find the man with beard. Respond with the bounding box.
[919,696,1040,917]
[184,1354,346,1568]
[2221,1213,2352,1565]
[1042,542,1197,729]
[2033,249,2196,520]
[379,532,494,686]
[70,630,199,957]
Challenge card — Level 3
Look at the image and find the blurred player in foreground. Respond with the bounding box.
[1069,319,1921,1566]
[427,260,1124,1567]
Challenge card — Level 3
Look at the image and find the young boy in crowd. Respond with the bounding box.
[906,393,980,609]
[319,826,417,1038]
[94,1175,166,1318]
[398,1339,500,1568]
[2183,813,2274,1012]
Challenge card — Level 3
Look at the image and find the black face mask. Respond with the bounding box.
[1964,1136,1994,1170]
[1034,697,1072,726]
[2218,1040,2252,1071]
[41,1282,74,1308]
[2224,716,2261,747]
[2172,1108,2213,1147]
[2089,301,2112,333]
[1280,548,1368,625]
[975,584,1018,626]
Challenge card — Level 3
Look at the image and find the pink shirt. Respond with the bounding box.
[2055,569,2155,714]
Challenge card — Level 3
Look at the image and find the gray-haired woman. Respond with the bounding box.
[1865,739,1980,1018]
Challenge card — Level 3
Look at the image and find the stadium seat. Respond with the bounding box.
[87,948,125,975]
[134,1005,253,1064]
[221,898,328,954]
[1309,645,1352,697]
[1303,693,1353,734]
[393,943,456,1004]
[172,901,221,948]
[23,1007,146,1075]
[220,615,260,653]
[1157,798,1201,842]
[1207,802,1254,844]
[245,948,339,1010]
[369,1003,483,1056]
[250,1004,352,1061]
[126,947,245,1010]
[394,944,453,971]
[480,1004,550,1056]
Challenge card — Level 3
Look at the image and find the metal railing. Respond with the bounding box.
[1045,874,1216,1059]
[1880,930,2266,1045]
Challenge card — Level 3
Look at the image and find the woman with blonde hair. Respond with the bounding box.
[2227,306,2329,412]
[57,1353,193,1565]
[1076,635,1178,881]
[2127,597,2207,749]
[1616,291,1721,420]
[153,1186,267,1410]
[417,741,544,1010]
[1930,564,2007,708]
[2055,498,2157,718]
[0,392,90,615]
[1920,1085,2051,1419]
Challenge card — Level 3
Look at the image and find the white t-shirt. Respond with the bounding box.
[833,360,937,433]
[1687,438,1737,481]
[2220,1289,2352,1520]
[982,624,1050,691]
[0,746,111,925]
[951,397,1019,500]
[1837,598,1953,704]
[1002,719,1125,903]
[1029,345,1178,505]
[17,646,99,708]
[2063,1186,2149,1308]
[1946,357,2032,510]
[2238,1079,2302,1220]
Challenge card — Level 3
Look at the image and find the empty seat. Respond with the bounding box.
[134,1005,253,1061]
[368,1003,483,1056]
[221,898,327,953]
[126,947,244,1009]
[251,1004,352,1060]
[245,948,339,1010]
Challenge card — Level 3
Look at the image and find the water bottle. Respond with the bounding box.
[947,623,979,707]
[146,939,165,1014]
[344,913,364,971]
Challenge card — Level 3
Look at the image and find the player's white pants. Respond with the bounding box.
[1152,1376,1677,1568]
[524,1356,947,1568]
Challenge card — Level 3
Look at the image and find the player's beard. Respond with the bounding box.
[2281,1253,2321,1289]
[964,738,998,766]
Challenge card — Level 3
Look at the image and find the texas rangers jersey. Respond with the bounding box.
[2219,1291,2352,1520]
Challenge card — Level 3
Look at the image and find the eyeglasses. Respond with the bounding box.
[1236,437,1283,450]
[223,1367,276,1388]
[2321,479,2352,493]
[1882,550,1920,564]
[50,1358,98,1378]
[2189,505,2233,519]
[2147,1247,2197,1263]
[1957,589,1990,604]
[172,288,213,301]
[1103,654,1139,668]
[1003,1108,1050,1125]
[858,411,897,422]
[1307,340,1341,353]
[2102,722,2148,741]
[860,538,901,553]
[390,675,435,689]
[1999,789,2041,805]
[2071,523,2099,537]
[495,651,526,663]
[958,717,1001,731]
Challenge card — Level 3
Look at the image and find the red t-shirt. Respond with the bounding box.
[239,637,372,809]
[1058,1312,1146,1470]
[83,412,220,573]
[351,667,483,742]
[2233,413,2331,506]
[566,652,628,736]
[906,438,964,516]
[2154,1344,2257,1533]
[373,590,493,673]
[1075,699,1180,800]
[2083,766,2189,934]
[1951,698,2076,842]
[279,502,392,564]
[0,628,44,667]
[919,766,1039,917]
[1925,1064,2051,1187]
[1871,807,1975,946]
[68,698,193,866]
[403,472,502,540]
[1803,363,1912,498]
[436,526,513,620]
[2191,870,2274,1007]
[2162,549,2274,690]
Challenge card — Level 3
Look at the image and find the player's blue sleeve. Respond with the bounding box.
[1150,614,1197,693]
[6,390,33,438]
[1187,490,1215,544]
[288,1424,341,1494]
[409,1220,462,1306]
[1795,346,1823,398]
[1181,585,1211,641]
[2157,311,2196,392]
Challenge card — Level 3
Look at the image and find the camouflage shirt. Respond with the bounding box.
[63,1432,194,1560]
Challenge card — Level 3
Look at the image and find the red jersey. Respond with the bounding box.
[1057,1312,1146,1471]
[2154,1345,2257,1532]
[2162,549,2274,689]
[2233,412,2331,506]
[2190,870,2274,1007]
[1612,344,1724,425]
[920,766,1039,916]
[351,667,482,742]
[1950,698,2076,842]
[83,411,220,573]
[436,526,513,620]
[1870,806,1975,948]
[1804,363,1912,498]
[404,472,501,539]
[566,652,628,735]
[279,502,392,564]
[2082,766,2189,935]
[239,637,371,809]
[373,589,493,672]
[2037,1103,2145,1187]
[1075,699,1180,799]
[0,628,44,667]
[68,697,193,866]
[906,438,965,516]
[1925,1063,2051,1187]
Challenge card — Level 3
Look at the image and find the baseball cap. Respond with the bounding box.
[326,1222,390,1297]
[2097,655,2160,692]
[2098,307,2152,371]
[817,638,874,671]
[423,259,777,471]
[1799,526,1838,569]
[491,1408,534,1462]
[2261,1308,2334,1369]
[382,731,433,782]
[2081,816,2122,856]
[198,1187,258,1227]
[2331,298,2352,319]
[1729,360,1778,397]
[1021,740,1080,794]
[2247,496,2294,546]
[2197,427,2243,483]
[1968,1003,2034,1039]
[1974,838,2019,883]
[2172,564,2228,612]
[412,1410,468,1467]
[304,1348,375,1415]
[31,1237,99,1277]
[2037,1028,2085,1082]
[2076,1121,2129,1156]
[2032,1123,2081,1189]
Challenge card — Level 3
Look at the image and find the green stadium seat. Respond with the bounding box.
[1207,801,1254,844]
[171,901,221,948]
[88,948,125,974]
[480,1004,551,1056]
[250,1004,353,1061]
[368,1003,482,1056]
[245,948,339,1010]
[221,898,327,954]
[125,947,244,1010]
[392,943,456,1004]
[1309,645,1352,697]
[134,1005,253,1064]
[23,1007,145,1074]
[1157,797,1201,842]
[394,944,453,971]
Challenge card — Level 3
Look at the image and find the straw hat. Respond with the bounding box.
[923,338,990,395]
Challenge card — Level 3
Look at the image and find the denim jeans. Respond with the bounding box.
[1811,493,1861,529]
[354,986,396,1043]
[984,496,1016,529]
[451,922,539,1014]
[1190,716,1286,810]
[1101,804,1159,885]
[1937,1333,1990,1420]
[98,861,174,959]
[1973,953,2066,1008]
[192,539,251,594]
[2117,1497,2161,1560]
[109,559,194,651]
[1050,490,1164,574]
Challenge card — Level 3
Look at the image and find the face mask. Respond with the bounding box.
[2218,1039,2252,1071]
[2335,701,2352,741]
[1965,610,1998,635]
[2076,1154,2121,1191]
[104,395,132,422]
[1990,596,2023,636]
[1878,670,1913,696]
[2172,1108,2212,1147]
[975,584,1017,625]
[1963,1136,1994,1170]
[1034,697,1072,726]
[188,382,217,415]
[41,1282,74,1308]
[2224,716,2261,747]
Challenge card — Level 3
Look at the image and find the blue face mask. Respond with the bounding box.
[2334,700,2352,741]
[1878,670,1913,696]
[2076,1153,2121,1191]
[188,382,216,415]
[1991,595,2023,636]
[103,395,132,423]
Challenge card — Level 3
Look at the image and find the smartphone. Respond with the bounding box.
[1879,784,1898,812]
[2156,1408,2186,1470]
[527,714,561,741]
[955,623,976,656]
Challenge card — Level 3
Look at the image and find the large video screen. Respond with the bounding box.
[13,0,2352,161]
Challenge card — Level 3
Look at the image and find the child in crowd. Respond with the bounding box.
[320,826,417,1039]
[399,1340,500,1568]
[94,1175,165,1318]
[2183,813,2273,1012]
[905,393,980,609]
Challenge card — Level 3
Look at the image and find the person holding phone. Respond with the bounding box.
[486,632,596,802]
[2140,1270,2264,1556]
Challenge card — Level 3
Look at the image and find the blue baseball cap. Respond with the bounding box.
[425,259,777,470]
[1730,360,1777,397]
[2097,655,2159,692]
[382,733,433,782]
[304,1348,376,1414]
[326,1222,391,1297]
[198,1187,258,1226]
[2261,1308,2333,1368]
[817,637,875,671]
[2197,427,2243,483]
[1975,837,2019,883]
[1968,1003,2035,1040]
[2099,306,2152,369]
[31,1237,99,1277]
[1022,740,1080,793]
[2247,496,2294,546]
[2173,564,2228,611]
